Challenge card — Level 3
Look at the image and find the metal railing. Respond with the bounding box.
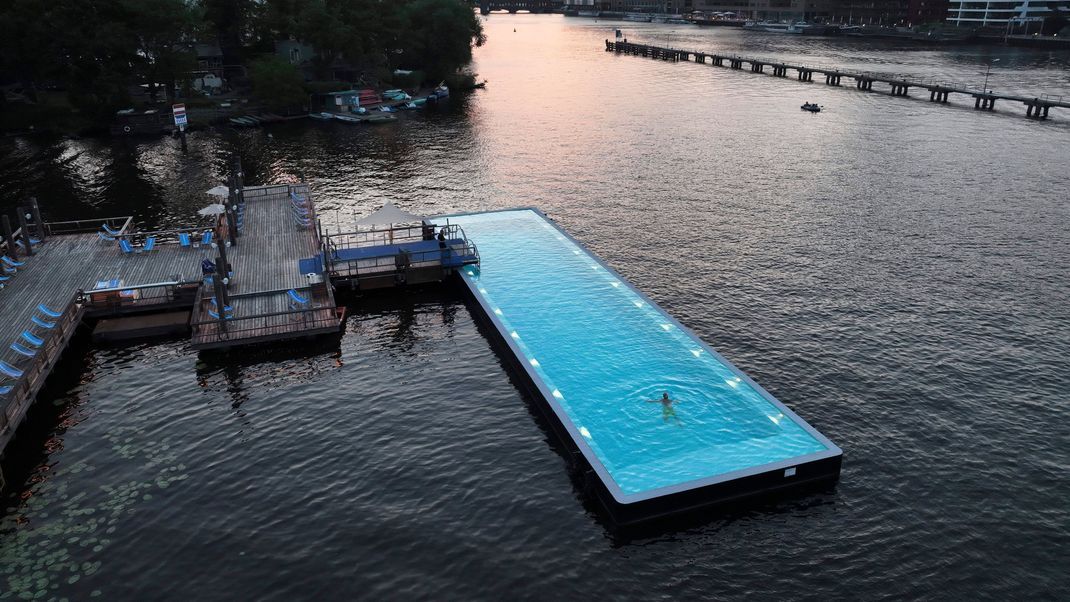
[327,239,480,280]
[0,226,23,257]
[1,292,82,437]
[327,223,463,252]
[44,216,133,236]
[80,280,201,315]
[189,285,338,346]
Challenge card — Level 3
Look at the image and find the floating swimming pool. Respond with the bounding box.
[441,209,841,518]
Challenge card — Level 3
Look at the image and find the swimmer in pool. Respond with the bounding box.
[646,392,682,426]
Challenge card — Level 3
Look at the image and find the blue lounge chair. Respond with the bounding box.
[2,256,24,267]
[178,232,191,247]
[102,224,122,236]
[0,275,9,283]
[119,239,134,254]
[209,298,233,312]
[3,265,15,274]
[0,385,12,395]
[208,309,232,320]
[11,343,36,357]
[37,304,63,318]
[202,231,213,245]
[143,237,156,252]
[16,238,41,249]
[288,289,309,305]
[0,360,23,378]
[98,231,116,242]
[21,331,45,347]
[31,316,56,329]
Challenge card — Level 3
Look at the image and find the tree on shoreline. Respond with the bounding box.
[0,0,484,128]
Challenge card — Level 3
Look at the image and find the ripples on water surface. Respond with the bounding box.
[1,15,1068,600]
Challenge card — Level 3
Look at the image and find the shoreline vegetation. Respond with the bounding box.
[0,0,485,136]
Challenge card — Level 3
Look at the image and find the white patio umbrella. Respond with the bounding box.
[198,203,226,216]
[354,201,423,226]
[355,202,425,244]
[206,185,230,197]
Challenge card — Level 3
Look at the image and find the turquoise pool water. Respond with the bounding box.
[444,210,836,500]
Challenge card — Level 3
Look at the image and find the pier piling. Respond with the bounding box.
[30,199,45,243]
[2,215,16,259]
[16,208,33,256]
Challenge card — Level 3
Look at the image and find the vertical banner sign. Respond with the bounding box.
[172,103,188,129]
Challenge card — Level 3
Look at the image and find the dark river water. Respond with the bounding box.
[2,15,1069,601]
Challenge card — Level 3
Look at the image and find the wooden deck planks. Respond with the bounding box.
[1,183,339,406]
[0,182,341,455]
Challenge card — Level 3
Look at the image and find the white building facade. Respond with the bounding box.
[947,0,1060,26]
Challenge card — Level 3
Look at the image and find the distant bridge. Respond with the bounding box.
[478,0,563,14]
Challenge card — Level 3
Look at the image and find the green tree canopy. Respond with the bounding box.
[397,0,485,80]
[249,55,306,110]
[0,0,484,126]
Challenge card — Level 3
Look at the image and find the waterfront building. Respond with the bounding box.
[908,0,950,24]
[946,0,1061,25]
[693,0,828,21]
[600,0,695,14]
[821,0,910,24]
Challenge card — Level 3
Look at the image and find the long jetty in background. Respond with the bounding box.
[606,40,1067,121]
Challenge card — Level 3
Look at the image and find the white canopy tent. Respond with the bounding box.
[197,203,226,216]
[354,201,424,227]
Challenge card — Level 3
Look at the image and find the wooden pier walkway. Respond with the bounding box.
[0,182,343,455]
[189,184,343,349]
[606,40,1068,121]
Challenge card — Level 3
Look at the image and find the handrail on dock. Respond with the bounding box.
[327,223,466,251]
[0,292,82,444]
[44,216,133,236]
[79,280,201,315]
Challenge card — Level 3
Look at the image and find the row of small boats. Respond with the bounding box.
[309,84,451,125]
[311,112,398,124]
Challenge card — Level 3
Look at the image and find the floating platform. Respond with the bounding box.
[0,182,343,455]
[440,209,842,523]
[93,311,191,342]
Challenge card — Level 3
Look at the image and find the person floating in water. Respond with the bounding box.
[646,392,682,426]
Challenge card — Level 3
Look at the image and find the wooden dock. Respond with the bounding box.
[0,182,343,456]
[189,184,343,349]
[606,40,1069,121]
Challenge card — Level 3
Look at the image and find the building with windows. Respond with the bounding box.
[692,0,834,21]
[947,0,1064,25]
[908,0,950,24]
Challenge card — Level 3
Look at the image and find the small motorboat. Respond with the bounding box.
[379,105,397,113]
[331,114,363,124]
[801,102,821,113]
[309,112,335,120]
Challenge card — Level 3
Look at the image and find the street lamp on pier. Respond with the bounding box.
[982,58,1000,93]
